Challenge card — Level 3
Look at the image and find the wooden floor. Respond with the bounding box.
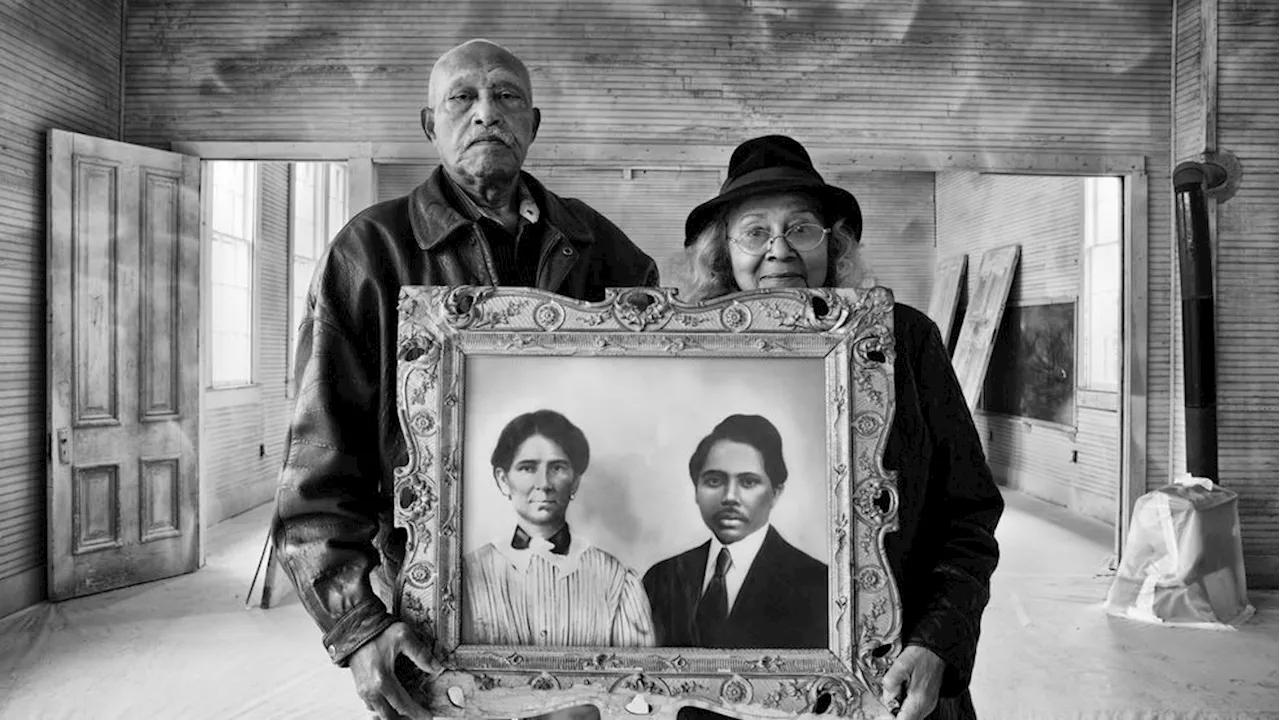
[0,490,1275,719]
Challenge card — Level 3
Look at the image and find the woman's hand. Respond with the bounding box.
[879,644,946,720]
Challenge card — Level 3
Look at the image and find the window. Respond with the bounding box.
[209,161,257,387]
[289,162,348,385]
[1080,176,1123,391]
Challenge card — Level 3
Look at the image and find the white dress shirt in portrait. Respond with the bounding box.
[700,523,771,612]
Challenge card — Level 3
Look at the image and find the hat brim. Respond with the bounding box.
[683,178,861,247]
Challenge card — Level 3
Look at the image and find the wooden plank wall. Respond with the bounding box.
[0,0,123,619]
[1211,1,1278,584]
[202,163,292,525]
[936,172,1120,524]
[1170,0,1278,586]
[120,0,1178,503]
[376,164,936,307]
[828,170,936,310]
[1174,0,1205,162]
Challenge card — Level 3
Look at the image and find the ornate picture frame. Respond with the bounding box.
[393,285,902,720]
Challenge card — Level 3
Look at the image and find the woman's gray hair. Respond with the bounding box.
[678,203,875,302]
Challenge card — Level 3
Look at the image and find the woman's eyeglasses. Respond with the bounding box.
[729,223,830,255]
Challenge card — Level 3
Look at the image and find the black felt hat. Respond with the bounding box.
[684,135,862,246]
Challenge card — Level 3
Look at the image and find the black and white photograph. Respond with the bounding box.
[0,1,1276,719]
[460,355,830,649]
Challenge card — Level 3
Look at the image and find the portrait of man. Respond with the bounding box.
[643,414,829,649]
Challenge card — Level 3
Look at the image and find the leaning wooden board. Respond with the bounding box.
[924,254,968,350]
[950,246,1021,411]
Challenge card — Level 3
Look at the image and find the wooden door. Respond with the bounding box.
[47,129,201,600]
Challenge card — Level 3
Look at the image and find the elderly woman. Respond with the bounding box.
[462,409,655,647]
[680,136,1004,720]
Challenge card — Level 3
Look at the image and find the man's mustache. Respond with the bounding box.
[714,509,747,523]
[466,130,515,148]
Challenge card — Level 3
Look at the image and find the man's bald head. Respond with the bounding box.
[427,39,533,109]
[422,39,541,190]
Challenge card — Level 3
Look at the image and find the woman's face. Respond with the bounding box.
[494,434,579,530]
[725,192,829,291]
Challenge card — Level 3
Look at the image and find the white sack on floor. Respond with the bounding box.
[1104,476,1255,630]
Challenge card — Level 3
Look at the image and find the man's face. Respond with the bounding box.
[694,440,782,544]
[424,46,540,184]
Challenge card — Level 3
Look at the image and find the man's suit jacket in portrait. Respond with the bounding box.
[642,526,828,648]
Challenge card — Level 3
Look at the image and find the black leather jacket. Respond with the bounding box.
[271,167,659,666]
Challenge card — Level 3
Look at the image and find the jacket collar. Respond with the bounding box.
[409,166,598,251]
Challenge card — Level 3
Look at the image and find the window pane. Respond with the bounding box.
[232,241,251,289]
[207,160,256,386]
[293,164,318,259]
[210,164,238,237]
[327,164,348,239]
[1090,245,1121,296]
[1085,176,1123,249]
[1088,289,1121,388]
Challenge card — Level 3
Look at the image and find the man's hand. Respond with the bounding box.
[349,622,443,720]
[878,644,946,720]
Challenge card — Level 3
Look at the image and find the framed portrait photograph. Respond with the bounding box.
[392,285,902,720]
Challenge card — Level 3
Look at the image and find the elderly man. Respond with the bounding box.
[271,39,658,720]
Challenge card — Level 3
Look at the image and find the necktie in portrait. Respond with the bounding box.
[695,547,732,647]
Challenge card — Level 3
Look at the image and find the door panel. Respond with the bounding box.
[48,129,201,600]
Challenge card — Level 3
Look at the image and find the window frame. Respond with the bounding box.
[1078,175,1125,396]
[205,160,260,392]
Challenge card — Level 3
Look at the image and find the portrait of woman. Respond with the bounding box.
[460,409,655,647]
[679,135,1005,720]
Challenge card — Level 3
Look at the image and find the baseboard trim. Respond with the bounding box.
[0,565,45,621]
[992,463,1117,525]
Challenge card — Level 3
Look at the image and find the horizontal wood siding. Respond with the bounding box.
[122,2,1199,543]
[259,163,293,506]
[937,172,1119,523]
[375,163,935,307]
[1174,0,1205,161]
[828,171,935,310]
[0,0,122,615]
[935,172,1083,304]
[1212,0,1278,585]
[525,165,722,284]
